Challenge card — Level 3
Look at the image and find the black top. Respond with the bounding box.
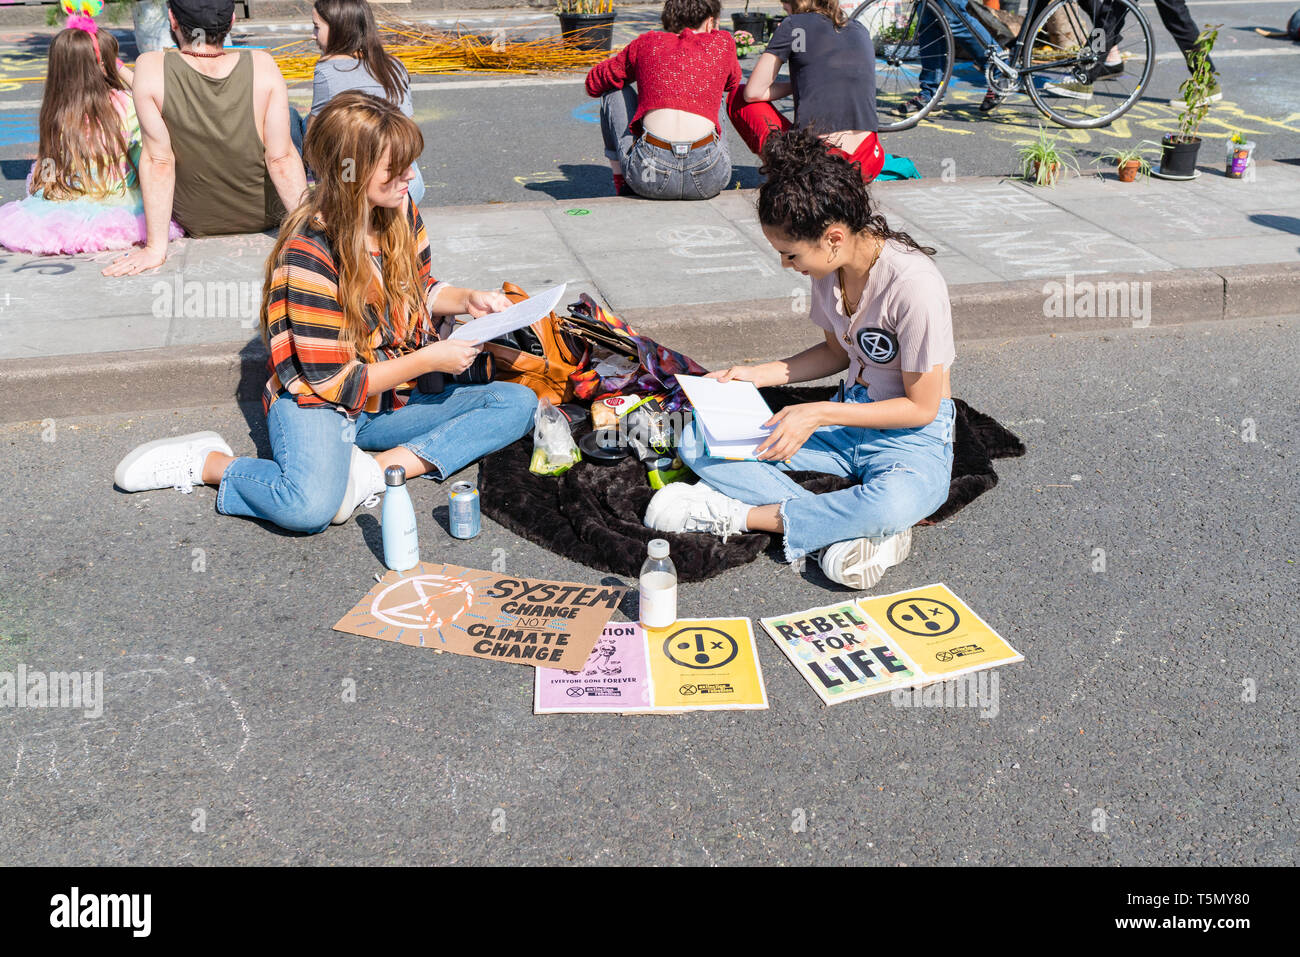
[765,12,879,134]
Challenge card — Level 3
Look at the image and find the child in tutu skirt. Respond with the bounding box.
[0,22,183,255]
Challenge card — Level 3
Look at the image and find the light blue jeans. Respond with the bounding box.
[678,385,955,561]
[216,382,536,534]
[600,87,732,200]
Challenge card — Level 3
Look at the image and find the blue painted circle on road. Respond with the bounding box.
[570,102,600,125]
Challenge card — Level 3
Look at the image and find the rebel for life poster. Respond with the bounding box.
[333,563,626,672]
[759,601,921,705]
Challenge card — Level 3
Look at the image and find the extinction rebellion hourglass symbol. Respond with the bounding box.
[885,598,961,638]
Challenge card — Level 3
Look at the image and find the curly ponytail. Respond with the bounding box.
[757,127,935,256]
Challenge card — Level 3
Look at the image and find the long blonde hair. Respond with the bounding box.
[786,0,849,28]
[33,28,131,199]
[260,91,425,361]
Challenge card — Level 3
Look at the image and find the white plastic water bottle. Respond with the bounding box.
[639,538,677,628]
[381,465,419,571]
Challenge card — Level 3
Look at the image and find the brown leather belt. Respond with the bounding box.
[642,131,716,153]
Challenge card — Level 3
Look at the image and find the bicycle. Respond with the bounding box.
[850,0,1156,131]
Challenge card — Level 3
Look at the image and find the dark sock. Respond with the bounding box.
[612,173,626,195]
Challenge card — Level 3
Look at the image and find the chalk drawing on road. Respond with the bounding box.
[5,653,251,792]
[656,224,776,276]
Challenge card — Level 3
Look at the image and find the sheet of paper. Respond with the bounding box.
[675,374,775,461]
[644,617,769,711]
[447,283,566,344]
[760,601,922,706]
[856,583,1023,681]
[534,622,655,714]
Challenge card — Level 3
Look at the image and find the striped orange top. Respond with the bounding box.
[262,203,442,417]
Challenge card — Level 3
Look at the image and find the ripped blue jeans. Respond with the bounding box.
[677,385,955,562]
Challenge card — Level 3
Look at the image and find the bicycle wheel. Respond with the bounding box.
[851,0,955,132]
[1023,0,1155,129]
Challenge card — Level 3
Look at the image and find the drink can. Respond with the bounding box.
[448,481,481,539]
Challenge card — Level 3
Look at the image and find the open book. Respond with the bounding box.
[675,374,776,462]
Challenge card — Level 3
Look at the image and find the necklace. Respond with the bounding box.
[837,237,884,317]
[180,48,228,58]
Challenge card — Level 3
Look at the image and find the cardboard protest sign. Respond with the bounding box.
[759,601,921,706]
[534,622,654,714]
[645,618,768,711]
[855,583,1022,681]
[333,563,626,671]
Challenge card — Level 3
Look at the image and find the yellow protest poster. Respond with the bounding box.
[644,618,768,711]
[856,583,1022,680]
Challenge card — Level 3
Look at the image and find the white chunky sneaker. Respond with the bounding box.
[331,446,386,525]
[818,528,913,590]
[644,482,749,542]
[113,431,231,495]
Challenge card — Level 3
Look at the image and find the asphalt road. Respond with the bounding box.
[1,313,1295,865]
[0,1,1297,204]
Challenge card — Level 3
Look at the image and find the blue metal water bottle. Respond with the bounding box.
[381,466,420,571]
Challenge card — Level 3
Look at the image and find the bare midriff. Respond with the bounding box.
[642,107,717,143]
[822,130,871,153]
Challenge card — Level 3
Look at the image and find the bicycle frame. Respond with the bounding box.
[891,0,1102,82]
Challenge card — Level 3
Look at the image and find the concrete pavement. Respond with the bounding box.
[1,162,1297,422]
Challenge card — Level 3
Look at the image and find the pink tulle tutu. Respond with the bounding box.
[0,173,184,256]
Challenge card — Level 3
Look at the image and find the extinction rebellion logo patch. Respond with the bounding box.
[856,327,898,364]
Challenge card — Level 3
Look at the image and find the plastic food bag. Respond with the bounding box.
[529,397,582,476]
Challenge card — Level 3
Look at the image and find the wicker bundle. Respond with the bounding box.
[270,17,614,82]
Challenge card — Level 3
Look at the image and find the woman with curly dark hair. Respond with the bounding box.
[644,129,955,589]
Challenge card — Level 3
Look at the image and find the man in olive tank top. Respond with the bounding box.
[104,0,307,276]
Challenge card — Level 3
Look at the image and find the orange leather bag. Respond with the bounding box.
[484,282,590,404]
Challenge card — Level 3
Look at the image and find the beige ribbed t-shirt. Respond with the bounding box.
[809,239,955,401]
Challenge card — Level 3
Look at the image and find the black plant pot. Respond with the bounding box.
[1159,135,1201,177]
[766,13,785,37]
[558,12,617,52]
[732,12,768,40]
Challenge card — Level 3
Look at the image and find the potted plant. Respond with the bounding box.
[765,12,785,38]
[733,29,758,57]
[731,2,767,42]
[1159,23,1220,179]
[1101,142,1157,183]
[1225,131,1256,179]
[556,0,617,53]
[1015,126,1077,186]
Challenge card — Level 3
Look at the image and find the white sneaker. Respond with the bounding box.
[114,431,231,495]
[1041,79,1093,100]
[818,528,913,590]
[644,482,748,542]
[331,446,386,525]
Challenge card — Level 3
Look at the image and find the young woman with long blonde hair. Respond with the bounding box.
[113,92,536,533]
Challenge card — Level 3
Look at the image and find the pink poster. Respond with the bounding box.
[534,622,654,714]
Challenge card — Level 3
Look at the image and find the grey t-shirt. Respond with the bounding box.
[764,12,878,134]
[310,57,414,118]
[809,240,954,401]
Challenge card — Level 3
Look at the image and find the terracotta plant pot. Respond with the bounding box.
[1031,159,1062,186]
[1117,159,1141,183]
